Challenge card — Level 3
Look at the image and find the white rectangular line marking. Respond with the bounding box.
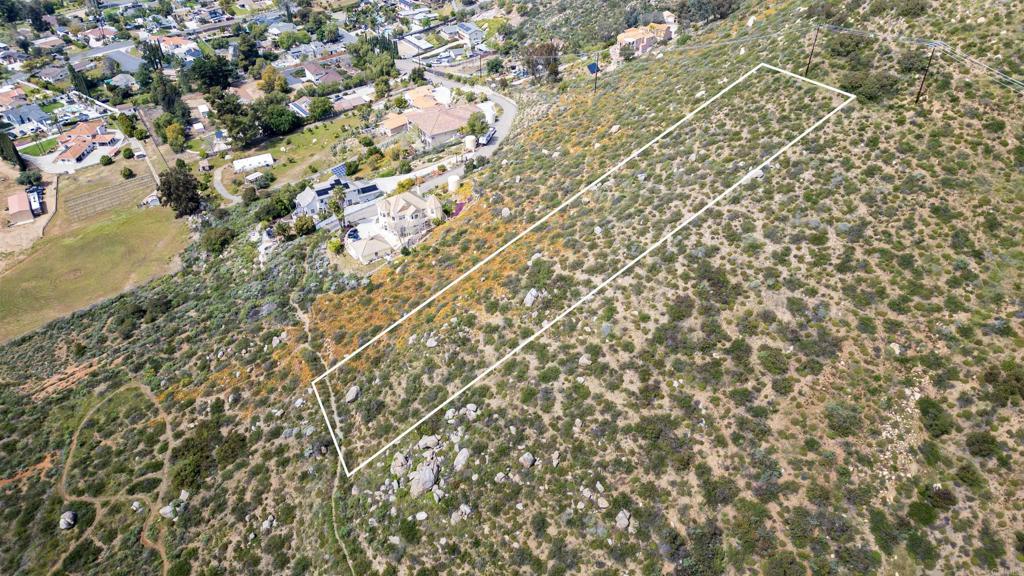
[310,63,855,477]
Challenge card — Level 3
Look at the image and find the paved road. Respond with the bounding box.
[212,165,242,205]
[376,59,519,193]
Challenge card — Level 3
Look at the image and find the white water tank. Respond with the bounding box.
[448,174,460,194]
[464,135,477,150]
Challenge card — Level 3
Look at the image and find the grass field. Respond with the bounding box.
[20,137,57,156]
[0,206,188,343]
[40,101,63,113]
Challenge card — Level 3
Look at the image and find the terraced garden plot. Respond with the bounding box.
[64,174,155,222]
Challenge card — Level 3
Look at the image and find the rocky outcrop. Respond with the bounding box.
[408,461,438,497]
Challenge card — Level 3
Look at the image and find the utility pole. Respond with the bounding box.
[804,26,820,77]
[915,46,937,105]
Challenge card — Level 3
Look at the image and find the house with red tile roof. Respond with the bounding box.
[55,120,119,165]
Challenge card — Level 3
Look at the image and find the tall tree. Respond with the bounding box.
[67,63,90,95]
[157,164,202,217]
[188,54,236,89]
[0,131,26,170]
[523,42,560,82]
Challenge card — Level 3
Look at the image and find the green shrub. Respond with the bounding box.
[825,402,861,437]
[906,530,938,568]
[99,155,113,166]
[972,522,1006,570]
[868,508,900,555]
[907,500,937,525]
[757,346,788,375]
[200,226,237,255]
[840,71,900,102]
[762,551,805,576]
[965,431,999,458]
[916,396,954,437]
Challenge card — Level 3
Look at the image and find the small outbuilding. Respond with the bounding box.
[6,193,33,225]
[232,153,274,172]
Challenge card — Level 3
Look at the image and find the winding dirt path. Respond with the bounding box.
[292,297,355,576]
[50,382,174,576]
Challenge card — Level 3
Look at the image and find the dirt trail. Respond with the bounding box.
[292,297,354,576]
[50,382,173,576]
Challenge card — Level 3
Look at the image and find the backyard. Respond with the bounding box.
[213,113,363,191]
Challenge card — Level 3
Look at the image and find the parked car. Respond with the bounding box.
[479,127,497,146]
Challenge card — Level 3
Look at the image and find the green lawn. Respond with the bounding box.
[20,137,58,156]
[0,207,189,343]
[40,101,64,113]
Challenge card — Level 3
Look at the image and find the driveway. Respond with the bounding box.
[212,165,242,205]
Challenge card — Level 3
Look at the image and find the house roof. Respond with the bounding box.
[380,113,410,131]
[63,119,104,138]
[405,85,438,109]
[456,22,483,35]
[83,26,117,38]
[348,230,401,262]
[109,73,136,88]
[379,191,442,219]
[4,103,49,125]
[7,193,30,214]
[57,141,92,162]
[33,36,65,48]
[105,50,142,73]
[0,87,26,108]
[405,104,478,137]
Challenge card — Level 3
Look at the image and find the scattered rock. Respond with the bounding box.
[131,501,143,513]
[524,288,540,308]
[59,511,77,530]
[261,515,275,533]
[454,447,471,471]
[426,338,438,348]
[615,509,631,530]
[501,207,512,219]
[519,452,536,469]
[415,511,428,521]
[578,354,592,367]
[345,386,360,403]
[391,452,410,477]
[610,124,620,134]
[159,505,176,520]
[417,435,440,450]
[597,497,610,509]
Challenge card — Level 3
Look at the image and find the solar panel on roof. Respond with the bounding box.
[330,163,347,179]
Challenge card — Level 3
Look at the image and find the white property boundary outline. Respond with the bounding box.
[311,62,856,477]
